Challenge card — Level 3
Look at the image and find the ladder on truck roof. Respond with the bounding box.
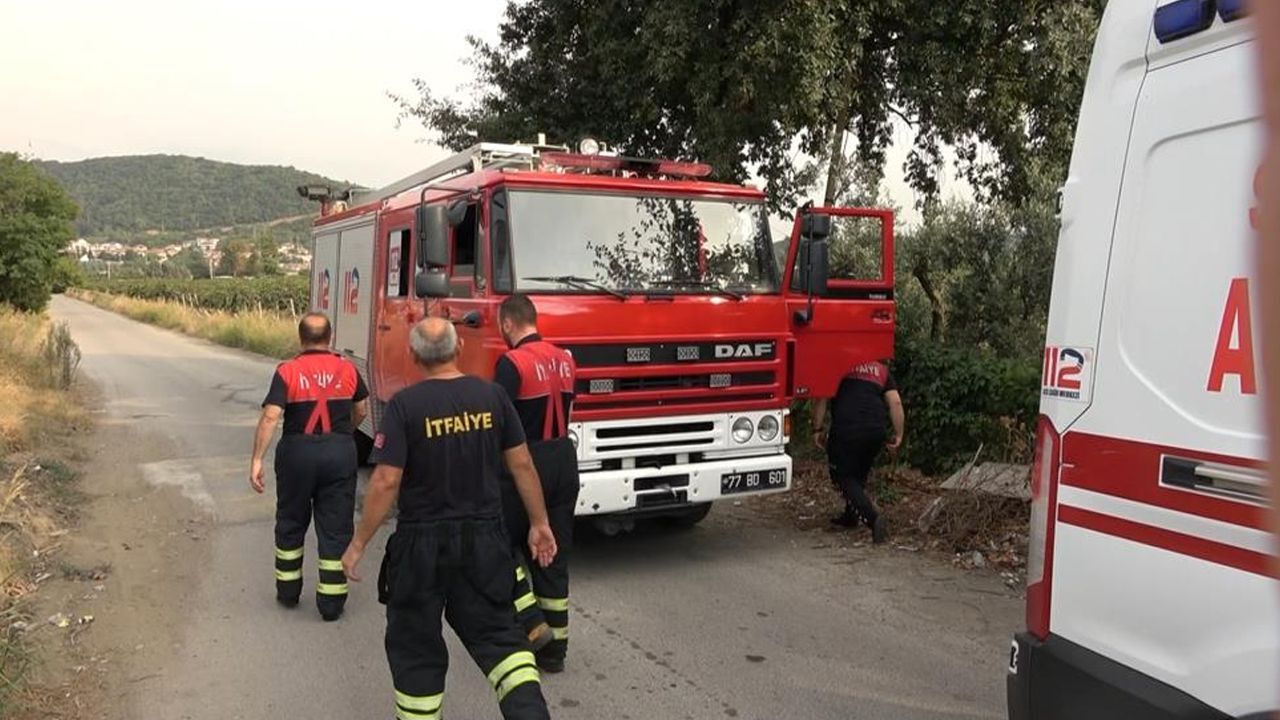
[351,139,566,206]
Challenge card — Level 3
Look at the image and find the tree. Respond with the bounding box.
[394,0,1105,211]
[216,238,250,277]
[0,153,79,311]
[172,246,212,279]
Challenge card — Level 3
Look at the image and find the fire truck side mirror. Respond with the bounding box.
[414,269,449,299]
[801,213,832,241]
[801,239,830,296]
[415,204,450,269]
[446,199,469,226]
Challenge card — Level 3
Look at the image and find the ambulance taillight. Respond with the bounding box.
[1026,415,1061,640]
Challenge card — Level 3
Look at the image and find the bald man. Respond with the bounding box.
[251,312,368,621]
[343,318,556,720]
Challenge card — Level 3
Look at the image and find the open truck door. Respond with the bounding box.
[784,207,895,399]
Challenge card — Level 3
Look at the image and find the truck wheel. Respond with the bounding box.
[664,503,712,529]
[355,431,374,466]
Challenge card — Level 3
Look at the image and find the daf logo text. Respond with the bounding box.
[714,342,774,359]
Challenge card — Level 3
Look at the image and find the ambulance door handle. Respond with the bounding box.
[377,324,392,331]
[1161,456,1268,503]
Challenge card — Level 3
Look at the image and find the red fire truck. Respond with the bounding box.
[300,139,894,529]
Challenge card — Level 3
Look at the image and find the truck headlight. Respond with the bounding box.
[732,417,754,444]
[567,429,579,449]
[757,415,780,442]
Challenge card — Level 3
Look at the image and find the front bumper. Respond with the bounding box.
[1007,633,1235,720]
[575,452,791,517]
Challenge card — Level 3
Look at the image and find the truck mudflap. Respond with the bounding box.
[1007,633,1256,720]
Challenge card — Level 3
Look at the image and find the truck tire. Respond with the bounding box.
[664,502,712,529]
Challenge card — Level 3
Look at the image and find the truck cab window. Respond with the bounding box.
[386,228,411,298]
[491,190,513,293]
[452,203,479,279]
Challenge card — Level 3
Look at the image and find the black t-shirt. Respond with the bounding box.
[263,350,369,435]
[371,376,526,522]
[831,361,897,433]
[493,334,576,442]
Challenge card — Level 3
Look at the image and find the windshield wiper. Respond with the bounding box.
[521,275,629,301]
[648,280,745,301]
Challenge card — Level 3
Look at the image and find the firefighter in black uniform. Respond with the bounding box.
[812,359,905,545]
[493,294,579,673]
[342,317,557,720]
[250,312,369,620]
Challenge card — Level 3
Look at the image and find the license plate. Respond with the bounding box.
[720,468,787,495]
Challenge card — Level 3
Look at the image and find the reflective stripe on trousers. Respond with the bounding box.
[488,651,541,702]
[394,689,443,720]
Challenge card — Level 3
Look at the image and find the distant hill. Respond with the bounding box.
[37,155,353,237]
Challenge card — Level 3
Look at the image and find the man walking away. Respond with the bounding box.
[493,294,579,673]
[812,359,904,544]
[342,318,557,720]
[250,312,368,620]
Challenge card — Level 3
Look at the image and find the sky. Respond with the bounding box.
[0,0,958,223]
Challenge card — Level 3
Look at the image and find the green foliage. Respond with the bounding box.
[395,0,1104,210]
[882,195,1058,474]
[0,153,79,312]
[82,276,308,314]
[891,337,1040,475]
[49,255,86,293]
[36,155,349,237]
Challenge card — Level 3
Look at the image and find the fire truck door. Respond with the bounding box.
[784,207,895,399]
[375,226,419,401]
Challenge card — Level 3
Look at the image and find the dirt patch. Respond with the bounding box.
[744,454,1030,584]
[2,379,208,720]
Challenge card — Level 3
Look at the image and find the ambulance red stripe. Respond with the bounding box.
[1060,432,1268,531]
[1058,505,1276,579]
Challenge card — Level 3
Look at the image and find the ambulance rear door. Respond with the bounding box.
[1052,12,1275,715]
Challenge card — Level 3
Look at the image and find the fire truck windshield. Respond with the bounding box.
[507,190,778,295]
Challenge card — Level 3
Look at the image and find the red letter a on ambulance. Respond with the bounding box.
[1207,277,1256,394]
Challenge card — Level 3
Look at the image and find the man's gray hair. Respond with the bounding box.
[410,321,458,365]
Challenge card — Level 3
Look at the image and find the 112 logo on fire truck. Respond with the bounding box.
[1041,346,1093,402]
[317,269,331,310]
[342,267,360,314]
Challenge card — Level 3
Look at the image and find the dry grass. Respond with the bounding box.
[0,309,85,714]
[69,289,296,359]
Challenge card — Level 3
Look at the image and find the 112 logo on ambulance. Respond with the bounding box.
[1042,346,1093,402]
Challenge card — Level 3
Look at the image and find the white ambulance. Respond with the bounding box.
[1006,1,1277,718]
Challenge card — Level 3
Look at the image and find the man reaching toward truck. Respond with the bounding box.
[812,359,904,544]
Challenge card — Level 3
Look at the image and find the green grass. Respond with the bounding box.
[69,289,296,359]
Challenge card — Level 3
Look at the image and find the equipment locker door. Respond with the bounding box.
[311,232,340,315]
[334,223,374,360]
[783,207,895,399]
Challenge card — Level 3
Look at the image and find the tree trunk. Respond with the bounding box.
[912,259,945,342]
[822,112,852,206]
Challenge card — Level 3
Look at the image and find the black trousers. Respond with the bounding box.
[827,428,886,524]
[501,438,579,662]
[379,518,550,720]
[273,433,357,615]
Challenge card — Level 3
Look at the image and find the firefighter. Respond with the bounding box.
[342,317,557,720]
[493,294,579,673]
[250,312,368,620]
[811,359,904,544]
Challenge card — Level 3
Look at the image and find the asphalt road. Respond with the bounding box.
[50,295,1020,720]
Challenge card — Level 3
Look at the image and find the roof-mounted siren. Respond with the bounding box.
[297,184,352,217]
[541,142,713,179]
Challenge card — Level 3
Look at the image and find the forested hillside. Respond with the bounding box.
[37,155,351,236]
